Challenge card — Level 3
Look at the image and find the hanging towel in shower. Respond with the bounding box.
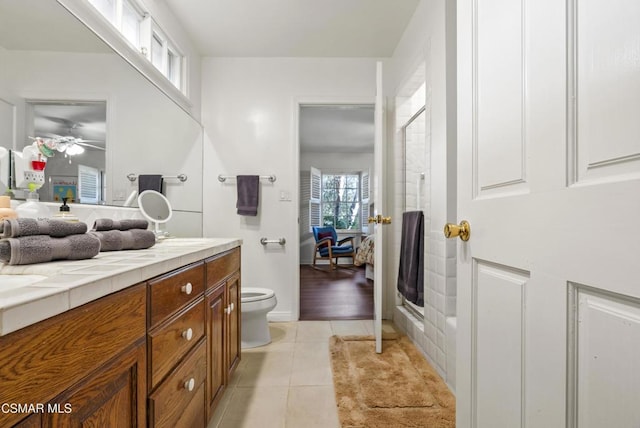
[397,210,424,306]
[138,174,164,194]
[236,175,260,216]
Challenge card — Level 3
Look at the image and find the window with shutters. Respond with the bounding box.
[309,167,368,232]
[78,164,101,204]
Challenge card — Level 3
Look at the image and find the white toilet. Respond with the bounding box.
[241,287,277,349]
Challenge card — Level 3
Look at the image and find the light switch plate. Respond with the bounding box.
[279,190,291,201]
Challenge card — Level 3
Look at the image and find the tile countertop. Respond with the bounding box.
[0,238,242,336]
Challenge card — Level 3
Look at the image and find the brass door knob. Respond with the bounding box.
[368,215,392,225]
[444,220,471,241]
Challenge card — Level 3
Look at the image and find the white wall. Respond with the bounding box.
[201,57,377,320]
[386,0,458,390]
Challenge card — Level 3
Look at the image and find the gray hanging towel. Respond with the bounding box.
[236,175,260,216]
[138,174,163,194]
[397,210,424,306]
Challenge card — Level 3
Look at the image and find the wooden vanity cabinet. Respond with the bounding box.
[1,244,241,428]
[147,261,206,428]
[205,248,241,420]
[0,284,147,428]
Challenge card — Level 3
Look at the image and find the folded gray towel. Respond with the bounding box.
[0,234,100,265]
[89,229,156,252]
[236,175,260,216]
[92,218,149,231]
[0,218,88,239]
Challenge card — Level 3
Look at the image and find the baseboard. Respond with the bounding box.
[267,311,294,322]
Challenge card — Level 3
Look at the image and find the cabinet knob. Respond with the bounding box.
[225,305,230,315]
[182,328,193,341]
[181,282,193,295]
[230,302,235,312]
[184,378,195,392]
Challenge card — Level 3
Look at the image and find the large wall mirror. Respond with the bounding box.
[0,0,203,214]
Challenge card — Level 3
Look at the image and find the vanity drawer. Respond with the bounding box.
[149,261,204,327]
[206,248,240,288]
[148,298,205,389]
[148,339,207,428]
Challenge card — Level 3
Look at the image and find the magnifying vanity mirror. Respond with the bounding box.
[137,190,173,239]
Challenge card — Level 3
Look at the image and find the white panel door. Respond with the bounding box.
[456,0,640,427]
[373,61,385,354]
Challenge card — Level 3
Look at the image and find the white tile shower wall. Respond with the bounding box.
[389,0,457,388]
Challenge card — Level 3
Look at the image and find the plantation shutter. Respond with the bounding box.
[78,164,100,204]
[361,170,370,233]
[309,166,321,232]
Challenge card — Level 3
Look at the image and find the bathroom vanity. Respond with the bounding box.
[0,238,241,428]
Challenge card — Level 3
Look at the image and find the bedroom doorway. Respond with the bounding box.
[298,103,375,320]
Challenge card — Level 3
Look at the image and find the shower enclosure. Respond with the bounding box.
[401,102,429,319]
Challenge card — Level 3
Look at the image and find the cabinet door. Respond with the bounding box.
[226,272,241,378]
[206,283,226,417]
[43,342,146,428]
[12,414,40,428]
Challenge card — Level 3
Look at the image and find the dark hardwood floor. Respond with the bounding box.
[299,264,373,320]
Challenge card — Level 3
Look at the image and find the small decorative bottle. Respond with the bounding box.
[53,198,79,222]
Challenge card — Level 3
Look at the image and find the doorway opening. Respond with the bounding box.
[298,103,375,320]
[26,100,107,204]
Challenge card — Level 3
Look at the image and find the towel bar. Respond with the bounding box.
[218,174,276,183]
[260,237,286,245]
[127,173,188,182]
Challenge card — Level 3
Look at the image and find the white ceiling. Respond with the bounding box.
[165,0,420,57]
[300,105,374,153]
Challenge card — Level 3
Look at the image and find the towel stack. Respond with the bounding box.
[0,218,100,265]
[89,218,156,251]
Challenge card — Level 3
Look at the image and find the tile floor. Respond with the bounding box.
[207,320,398,428]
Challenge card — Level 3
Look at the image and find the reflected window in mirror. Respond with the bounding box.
[88,0,145,50]
[150,25,184,90]
[87,0,185,92]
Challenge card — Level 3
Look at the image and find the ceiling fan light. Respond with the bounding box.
[66,144,85,156]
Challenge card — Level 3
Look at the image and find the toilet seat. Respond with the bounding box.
[241,287,275,302]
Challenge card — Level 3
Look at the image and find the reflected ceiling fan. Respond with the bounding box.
[36,118,106,152]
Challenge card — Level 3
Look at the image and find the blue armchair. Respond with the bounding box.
[312,226,356,269]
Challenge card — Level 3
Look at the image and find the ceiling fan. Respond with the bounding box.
[39,133,106,151]
[35,116,106,150]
